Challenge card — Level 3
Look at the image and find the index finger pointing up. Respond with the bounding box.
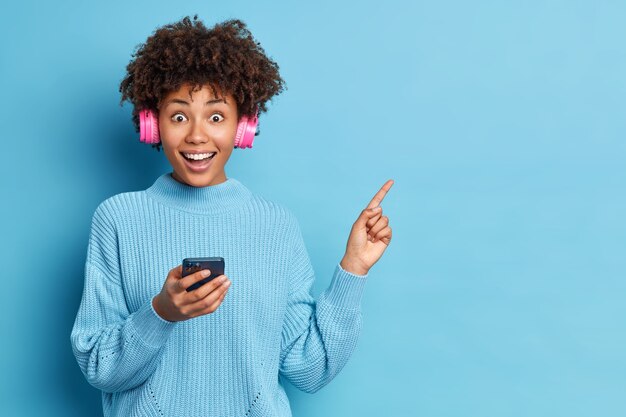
[367,179,394,209]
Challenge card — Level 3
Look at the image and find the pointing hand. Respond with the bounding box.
[340,179,394,275]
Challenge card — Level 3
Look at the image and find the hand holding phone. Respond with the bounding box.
[182,257,225,291]
[152,257,230,322]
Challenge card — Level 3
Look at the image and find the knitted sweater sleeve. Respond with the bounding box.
[70,202,177,393]
[279,214,368,393]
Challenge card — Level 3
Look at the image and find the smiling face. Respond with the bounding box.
[157,83,239,187]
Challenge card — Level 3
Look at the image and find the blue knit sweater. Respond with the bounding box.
[70,172,368,416]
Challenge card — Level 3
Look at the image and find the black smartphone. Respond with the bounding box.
[182,257,225,292]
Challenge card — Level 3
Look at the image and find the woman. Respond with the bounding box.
[70,15,393,416]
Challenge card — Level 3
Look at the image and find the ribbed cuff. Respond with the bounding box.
[322,262,368,309]
[128,297,178,348]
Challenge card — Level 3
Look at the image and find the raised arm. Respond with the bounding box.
[279,180,394,393]
[279,215,368,393]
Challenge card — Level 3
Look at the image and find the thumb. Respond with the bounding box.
[355,207,382,229]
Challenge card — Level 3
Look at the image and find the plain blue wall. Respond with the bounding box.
[1,0,625,415]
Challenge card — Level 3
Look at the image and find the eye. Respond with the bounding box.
[171,112,187,123]
[210,113,224,123]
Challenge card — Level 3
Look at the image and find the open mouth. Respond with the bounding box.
[180,152,216,171]
[181,152,216,161]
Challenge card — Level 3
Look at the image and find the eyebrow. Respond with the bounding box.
[164,98,227,108]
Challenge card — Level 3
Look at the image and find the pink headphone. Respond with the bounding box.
[138,106,259,149]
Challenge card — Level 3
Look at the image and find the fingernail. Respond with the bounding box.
[201,270,211,277]
[224,280,231,287]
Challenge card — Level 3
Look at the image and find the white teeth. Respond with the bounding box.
[183,152,215,160]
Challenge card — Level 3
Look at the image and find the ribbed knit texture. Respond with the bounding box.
[70,172,368,416]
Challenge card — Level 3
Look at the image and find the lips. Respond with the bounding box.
[180,152,216,173]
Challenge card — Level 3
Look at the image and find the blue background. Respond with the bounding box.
[1,0,625,415]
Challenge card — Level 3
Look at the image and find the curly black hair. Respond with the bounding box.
[119,15,286,151]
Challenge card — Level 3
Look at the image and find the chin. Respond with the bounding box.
[174,169,224,188]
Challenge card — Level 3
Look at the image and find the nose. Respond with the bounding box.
[185,119,209,144]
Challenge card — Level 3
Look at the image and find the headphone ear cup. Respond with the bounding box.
[234,107,259,149]
[139,109,160,144]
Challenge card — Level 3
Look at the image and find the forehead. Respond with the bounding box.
[162,83,235,104]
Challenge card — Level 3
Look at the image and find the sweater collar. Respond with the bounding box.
[146,172,253,214]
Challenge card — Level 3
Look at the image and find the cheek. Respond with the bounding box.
[160,137,175,155]
[159,124,182,147]
[162,147,180,168]
[216,121,239,145]
[158,120,171,140]
[158,132,181,161]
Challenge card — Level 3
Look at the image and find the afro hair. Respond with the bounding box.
[119,15,286,151]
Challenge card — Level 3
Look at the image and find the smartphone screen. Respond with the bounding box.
[182,257,225,292]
